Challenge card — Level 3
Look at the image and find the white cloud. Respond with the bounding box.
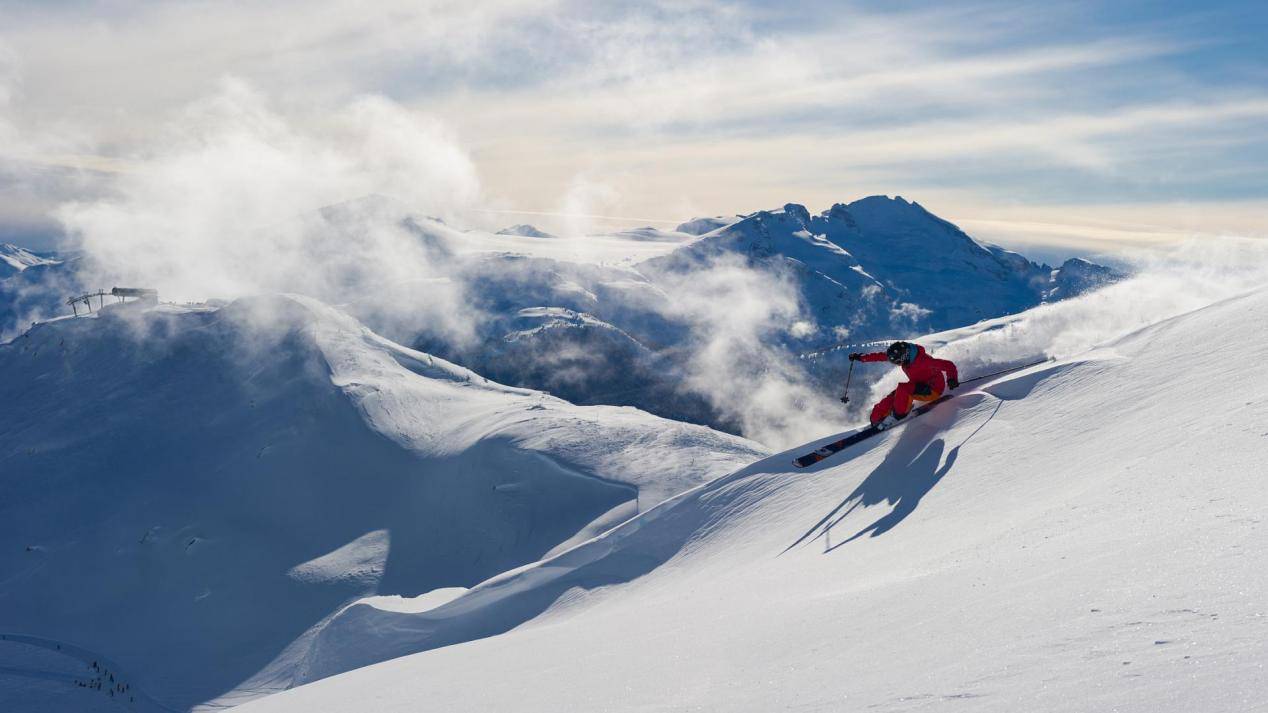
[557,173,624,239]
[654,256,841,447]
[950,199,1268,257]
[56,79,483,342]
[0,0,1264,254]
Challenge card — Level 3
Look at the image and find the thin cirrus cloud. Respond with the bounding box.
[0,0,1264,252]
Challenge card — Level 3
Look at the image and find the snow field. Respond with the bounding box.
[0,294,765,710]
[243,286,1268,713]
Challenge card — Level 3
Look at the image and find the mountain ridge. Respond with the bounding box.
[0,294,766,709]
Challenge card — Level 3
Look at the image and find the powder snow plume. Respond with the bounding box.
[865,236,1268,405]
[56,78,483,343]
[656,256,844,448]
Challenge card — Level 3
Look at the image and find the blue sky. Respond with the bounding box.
[0,0,1265,257]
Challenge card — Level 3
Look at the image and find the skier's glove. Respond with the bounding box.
[947,377,959,390]
[848,352,862,361]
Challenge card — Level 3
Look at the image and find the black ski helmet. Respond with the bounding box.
[886,341,912,364]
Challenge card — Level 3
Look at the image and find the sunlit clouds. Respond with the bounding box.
[0,0,1265,251]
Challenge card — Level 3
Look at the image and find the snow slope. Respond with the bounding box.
[0,243,60,277]
[0,295,766,711]
[242,286,1268,712]
[675,216,740,235]
[0,252,78,341]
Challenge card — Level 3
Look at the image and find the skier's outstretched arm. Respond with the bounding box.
[850,352,890,363]
[931,356,959,385]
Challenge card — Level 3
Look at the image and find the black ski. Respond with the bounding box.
[792,395,951,468]
[793,357,1053,469]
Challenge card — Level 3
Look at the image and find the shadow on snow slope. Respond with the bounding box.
[0,295,763,711]
[796,398,1001,553]
[787,360,1080,553]
[294,359,1080,683]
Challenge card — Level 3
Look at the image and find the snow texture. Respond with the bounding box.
[1,214,1263,713]
[0,243,59,276]
[0,295,765,710]
[240,285,1267,713]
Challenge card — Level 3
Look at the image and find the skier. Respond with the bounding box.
[849,341,959,429]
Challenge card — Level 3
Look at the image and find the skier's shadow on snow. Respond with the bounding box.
[786,401,1000,554]
[825,437,951,550]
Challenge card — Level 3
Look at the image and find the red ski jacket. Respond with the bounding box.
[859,344,959,391]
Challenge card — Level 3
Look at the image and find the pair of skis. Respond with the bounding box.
[792,395,951,468]
[792,358,1049,468]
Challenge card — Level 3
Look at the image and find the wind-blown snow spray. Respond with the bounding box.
[865,236,1268,406]
[55,79,484,346]
[653,255,843,448]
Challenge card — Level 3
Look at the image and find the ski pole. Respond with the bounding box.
[839,360,855,404]
[962,357,1051,385]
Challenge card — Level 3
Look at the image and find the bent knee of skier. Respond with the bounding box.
[892,382,917,416]
[870,393,896,424]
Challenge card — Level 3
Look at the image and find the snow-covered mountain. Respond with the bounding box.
[0,254,80,341]
[1043,256,1121,301]
[409,197,1121,437]
[0,295,765,710]
[609,225,696,243]
[675,215,740,235]
[0,243,60,278]
[409,252,727,429]
[495,224,555,239]
[646,197,1117,332]
[239,283,1268,713]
